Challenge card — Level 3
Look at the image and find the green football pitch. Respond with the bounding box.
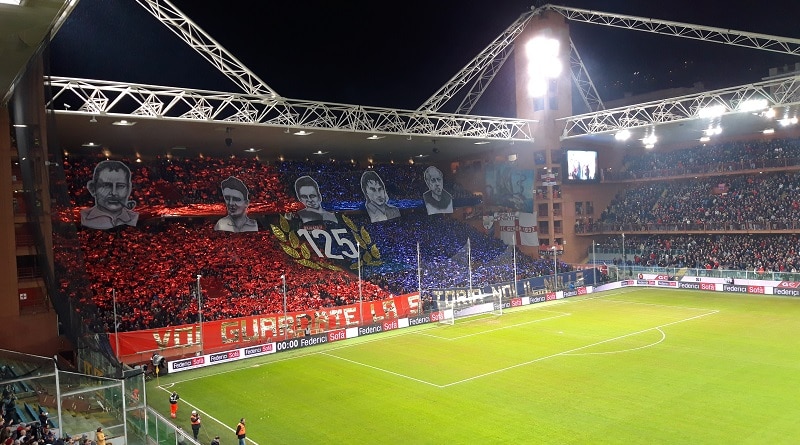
[148,288,800,444]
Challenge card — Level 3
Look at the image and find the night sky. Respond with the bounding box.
[50,0,800,117]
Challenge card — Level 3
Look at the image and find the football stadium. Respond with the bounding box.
[1,1,800,444]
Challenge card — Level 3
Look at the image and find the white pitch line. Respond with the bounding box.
[441,313,571,340]
[564,327,667,355]
[319,352,441,387]
[441,309,719,387]
[157,386,260,445]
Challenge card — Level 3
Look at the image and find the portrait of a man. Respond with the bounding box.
[214,176,258,233]
[422,166,453,215]
[294,176,337,224]
[361,170,399,223]
[80,160,139,230]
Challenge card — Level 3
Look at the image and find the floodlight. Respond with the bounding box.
[699,136,711,142]
[525,37,559,59]
[525,36,562,98]
[762,128,775,134]
[697,105,726,119]
[738,99,768,112]
[778,117,798,126]
[527,78,548,98]
[614,129,631,141]
[542,59,563,79]
[642,134,657,146]
[763,108,776,118]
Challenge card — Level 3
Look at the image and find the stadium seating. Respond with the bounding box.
[56,156,553,332]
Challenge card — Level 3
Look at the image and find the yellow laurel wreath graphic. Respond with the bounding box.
[270,224,287,242]
[272,214,346,271]
[341,214,383,270]
[272,214,382,271]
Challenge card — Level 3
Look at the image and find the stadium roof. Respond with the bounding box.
[4,1,800,162]
[0,0,74,103]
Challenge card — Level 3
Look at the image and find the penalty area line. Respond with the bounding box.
[441,309,719,388]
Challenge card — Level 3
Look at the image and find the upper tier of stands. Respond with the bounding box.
[585,170,800,232]
[603,137,800,181]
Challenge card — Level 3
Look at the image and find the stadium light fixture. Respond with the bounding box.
[697,105,726,119]
[763,128,775,135]
[112,119,136,126]
[642,133,657,147]
[738,98,768,113]
[0,0,23,5]
[763,108,776,118]
[699,136,711,142]
[525,36,562,98]
[293,130,313,136]
[778,117,798,126]
[614,129,631,141]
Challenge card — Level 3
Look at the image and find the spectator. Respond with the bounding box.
[94,428,105,445]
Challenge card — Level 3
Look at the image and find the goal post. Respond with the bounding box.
[435,290,503,325]
[438,307,455,325]
[437,295,455,326]
[490,289,503,316]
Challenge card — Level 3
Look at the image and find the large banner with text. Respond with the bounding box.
[110,293,421,357]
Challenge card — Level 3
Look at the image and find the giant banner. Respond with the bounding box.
[111,294,421,358]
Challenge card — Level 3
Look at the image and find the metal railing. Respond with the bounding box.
[603,264,800,283]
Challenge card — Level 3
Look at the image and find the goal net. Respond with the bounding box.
[415,234,515,326]
[437,299,455,326]
[434,289,502,325]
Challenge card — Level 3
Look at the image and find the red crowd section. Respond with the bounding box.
[55,221,392,333]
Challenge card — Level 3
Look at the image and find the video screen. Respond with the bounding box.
[564,150,598,183]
